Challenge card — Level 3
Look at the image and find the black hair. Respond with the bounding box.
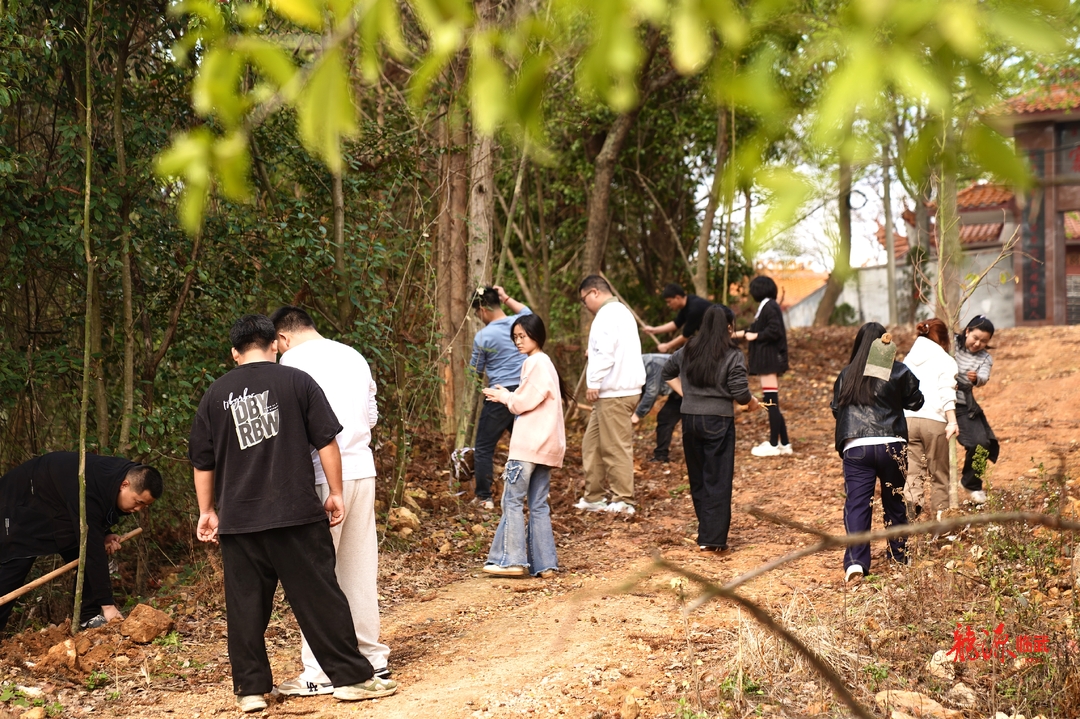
[270,305,317,334]
[719,303,735,327]
[683,305,734,387]
[661,283,686,299]
[836,322,887,407]
[510,314,575,403]
[127,465,163,500]
[471,287,501,311]
[963,314,995,338]
[230,314,277,353]
[578,275,611,294]
[749,276,778,302]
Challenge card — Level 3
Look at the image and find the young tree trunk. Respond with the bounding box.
[73,0,95,635]
[114,37,135,456]
[90,276,108,450]
[468,133,495,288]
[883,141,898,327]
[332,170,352,330]
[814,158,853,326]
[435,58,470,439]
[694,108,727,298]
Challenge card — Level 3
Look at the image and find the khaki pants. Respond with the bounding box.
[582,394,640,504]
[299,478,390,682]
[904,417,950,513]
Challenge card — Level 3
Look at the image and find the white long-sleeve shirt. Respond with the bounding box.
[587,300,646,399]
[903,336,958,424]
[279,338,378,482]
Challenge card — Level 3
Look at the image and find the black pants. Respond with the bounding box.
[653,393,682,459]
[473,386,517,500]
[219,521,373,695]
[681,414,736,549]
[0,548,108,633]
[960,447,985,492]
[842,442,908,572]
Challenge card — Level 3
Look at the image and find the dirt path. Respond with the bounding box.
[3,326,1078,719]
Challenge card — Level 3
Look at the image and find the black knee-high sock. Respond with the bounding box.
[763,390,788,446]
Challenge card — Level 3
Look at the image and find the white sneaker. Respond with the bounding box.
[237,695,269,712]
[574,497,608,511]
[969,490,987,504]
[778,443,794,455]
[605,501,636,515]
[750,441,783,457]
[276,677,334,696]
[845,565,864,583]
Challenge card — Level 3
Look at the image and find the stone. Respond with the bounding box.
[875,690,963,719]
[619,693,640,719]
[74,635,92,656]
[397,527,414,538]
[945,682,976,708]
[19,708,46,719]
[926,650,955,680]
[43,639,78,671]
[471,524,485,536]
[120,604,174,644]
[388,507,421,532]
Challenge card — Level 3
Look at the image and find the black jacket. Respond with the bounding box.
[1,453,137,607]
[747,300,789,375]
[830,363,924,456]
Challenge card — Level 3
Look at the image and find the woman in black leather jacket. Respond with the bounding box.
[831,322,923,583]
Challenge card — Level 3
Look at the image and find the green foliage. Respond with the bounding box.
[84,671,111,691]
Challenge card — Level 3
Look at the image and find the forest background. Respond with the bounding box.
[1,0,1078,596]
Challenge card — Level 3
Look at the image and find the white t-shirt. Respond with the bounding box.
[279,338,377,483]
[586,300,646,399]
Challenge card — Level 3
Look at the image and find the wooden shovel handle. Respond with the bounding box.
[0,527,143,606]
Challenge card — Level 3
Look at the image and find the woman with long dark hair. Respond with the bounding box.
[901,319,959,517]
[481,313,572,578]
[733,276,792,457]
[832,322,923,582]
[662,305,759,555]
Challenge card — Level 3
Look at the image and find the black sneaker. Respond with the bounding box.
[648,455,669,463]
[80,614,107,629]
[373,667,392,680]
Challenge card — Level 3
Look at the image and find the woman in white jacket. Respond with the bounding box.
[902,319,959,516]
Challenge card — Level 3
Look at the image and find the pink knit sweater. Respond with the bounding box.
[505,352,566,468]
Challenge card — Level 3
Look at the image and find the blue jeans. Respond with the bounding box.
[682,414,736,548]
[842,442,908,572]
[486,460,558,575]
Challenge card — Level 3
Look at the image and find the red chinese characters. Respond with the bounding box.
[947,623,1047,663]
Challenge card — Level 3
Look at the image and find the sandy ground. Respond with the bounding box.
[2,325,1078,719]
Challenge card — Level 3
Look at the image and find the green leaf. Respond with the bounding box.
[670,0,711,74]
[936,1,984,59]
[965,122,1031,189]
[470,33,508,135]
[269,0,325,30]
[237,37,298,89]
[212,132,253,202]
[155,130,213,235]
[296,47,358,172]
[887,49,949,111]
[985,9,1066,54]
[192,47,245,125]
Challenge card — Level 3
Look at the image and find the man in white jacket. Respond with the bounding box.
[269,306,392,695]
[575,275,646,515]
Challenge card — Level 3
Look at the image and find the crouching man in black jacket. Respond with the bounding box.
[0,452,161,633]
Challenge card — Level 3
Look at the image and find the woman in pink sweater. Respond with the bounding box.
[481,314,572,578]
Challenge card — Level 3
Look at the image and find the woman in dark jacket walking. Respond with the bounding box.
[734,276,791,457]
[831,322,923,583]
[663,305,759,555]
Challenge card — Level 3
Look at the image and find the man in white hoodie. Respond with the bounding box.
[575,276,646,515]
[269,306,392,696]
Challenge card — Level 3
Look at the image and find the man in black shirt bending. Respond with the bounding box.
[189,315,397,712]
[0,453,161,633]
[642,284,712,462]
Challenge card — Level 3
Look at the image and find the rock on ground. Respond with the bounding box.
[120,604,174,644]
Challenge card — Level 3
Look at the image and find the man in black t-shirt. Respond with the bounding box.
[189,315,397,712]
[642,284,712,462]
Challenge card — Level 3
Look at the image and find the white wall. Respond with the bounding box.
[784,250,1016,329]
